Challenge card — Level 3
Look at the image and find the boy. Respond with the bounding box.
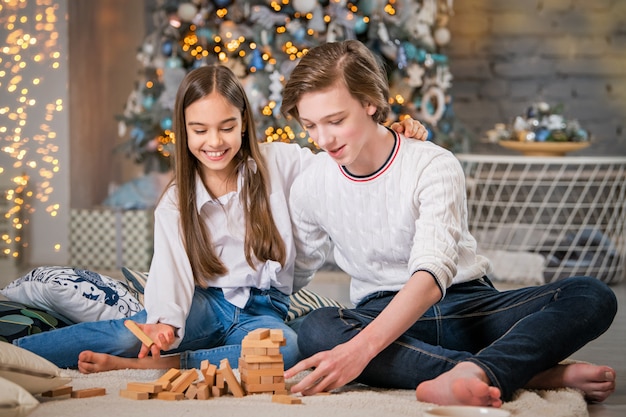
[281,39,617,407]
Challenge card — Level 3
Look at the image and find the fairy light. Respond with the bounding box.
[0,0,65,260]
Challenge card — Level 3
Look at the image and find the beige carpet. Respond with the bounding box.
[28,368,589,417]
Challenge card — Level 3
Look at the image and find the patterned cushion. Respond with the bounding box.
[120,268,345,322]
[0,267,143,323]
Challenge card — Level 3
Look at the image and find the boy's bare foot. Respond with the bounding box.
[77,350,179,374]
[526,362,616,402]
[416,362,502,407]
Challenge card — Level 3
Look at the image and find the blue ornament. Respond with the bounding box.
[249,49,265,71]
[196,27,213,41]
[142,95,155,110]
[192,59,206,69]
[161,40,173,56]
[354,17,368,35]
[293,26,306,43]
[131,127,145,143]
[431,53,448,64]
[416,49,427,63]
[535,128,550,142]
[160,117,173,131]
[396,43,408,69]
[402,42,418,60]
[358,0,377,15]
[212,0,233,8]
[165,57,183,68]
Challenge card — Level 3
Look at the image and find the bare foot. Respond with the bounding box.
[77,351,180,374]
[526,363,616,402]
[416,362,503,407]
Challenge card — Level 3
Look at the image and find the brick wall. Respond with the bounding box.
[447,0,626,155]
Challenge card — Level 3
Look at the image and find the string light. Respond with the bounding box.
[0,0,64,261]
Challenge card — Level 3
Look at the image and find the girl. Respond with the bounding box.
[14,65,427,372]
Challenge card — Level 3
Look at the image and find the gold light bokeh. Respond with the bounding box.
[0,0,64,261]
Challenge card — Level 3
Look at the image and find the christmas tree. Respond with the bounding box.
[117,0,458,174]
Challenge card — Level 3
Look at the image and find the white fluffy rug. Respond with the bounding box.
[28,368,589,417]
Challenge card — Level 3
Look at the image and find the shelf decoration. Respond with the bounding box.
[486,102,591,156]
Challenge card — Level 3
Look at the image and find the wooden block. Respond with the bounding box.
[271,394,302,405]
[41,385,73,397]
[245,328,270,340]
[241,347,268,356]
[241,375,261,385]
[273,389,289,395]
[241,338,282,348]
[238,359,260,370]
[203,363,217,386]
[155,391,184,401]
[219,359,245,398]
[124,320,154,348]
[216,372,226,389]
[126,382,163,393]
[266,347,280,356]
[242,355,284,364]
[200,360,210,374]
[259,362,284,370]
[170,369,198,393]
[211,385,227,397]
[156,368,182,388]
[241,367,283,378]
[196,383,211,400]
[71,388,106,398]
[244,382,286,394]
[185,384,198,399]
[269,329,285,343]
[260,375,274,384]
[119,389,149,400]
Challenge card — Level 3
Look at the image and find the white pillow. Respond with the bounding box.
[0,342,71,395]
[0,266,143,323]
[0,377,39,417]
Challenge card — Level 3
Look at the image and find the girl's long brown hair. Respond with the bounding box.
[172,65,286,286]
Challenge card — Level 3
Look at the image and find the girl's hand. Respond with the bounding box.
[390,118,429,141]
[136,322,177,359]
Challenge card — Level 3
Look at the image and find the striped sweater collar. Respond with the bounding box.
[339,129,400,182]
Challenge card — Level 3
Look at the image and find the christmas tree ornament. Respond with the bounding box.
[177,2,198,22]
[434,26,450,46]
[292,0,318,14]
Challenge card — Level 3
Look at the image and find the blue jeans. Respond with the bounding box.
[15,287,301,369]
[296,276,617,401]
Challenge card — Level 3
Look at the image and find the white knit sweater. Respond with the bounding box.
[290,133,491,305]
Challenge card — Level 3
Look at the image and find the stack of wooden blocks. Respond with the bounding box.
[118,327,301,404]
[239,328,288,395]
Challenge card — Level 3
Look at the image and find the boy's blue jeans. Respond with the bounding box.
[296,276,617,401]
[14,287,301,369]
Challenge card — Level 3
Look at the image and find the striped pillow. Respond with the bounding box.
[121,267,345,322]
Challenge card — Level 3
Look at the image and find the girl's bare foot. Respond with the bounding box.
[416,362,502,407]
[526,362,616,402]
[77,350,180,374]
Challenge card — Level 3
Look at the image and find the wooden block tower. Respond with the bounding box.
[239,328,288,395]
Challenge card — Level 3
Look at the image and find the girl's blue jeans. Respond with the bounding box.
[296,276,617,401]
[14,287,301,369]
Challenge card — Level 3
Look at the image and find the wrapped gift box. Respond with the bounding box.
[70,208,153,271]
